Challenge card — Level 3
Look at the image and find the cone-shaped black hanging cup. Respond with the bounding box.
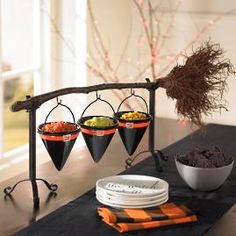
[78,116,118,162]
[38,122,80,171]
[38,100,79,171]
[115,111,151,156]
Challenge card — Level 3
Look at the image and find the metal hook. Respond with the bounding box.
[117,91,149,113]
[130,88,135,95]
[44,99,76,124]
[80,93,116,119]
[56,97,62,105]
[96,91,101,99]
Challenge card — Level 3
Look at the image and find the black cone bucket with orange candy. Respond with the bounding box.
[115,91,151,156]
[78,93,118,162]
[38,99,80,171]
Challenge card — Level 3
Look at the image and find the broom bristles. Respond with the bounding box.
[158,41,235,127]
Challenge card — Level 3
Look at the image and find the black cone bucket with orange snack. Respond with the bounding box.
[37,100,79,171]
[78,94,118,162]
[115,91,151,156]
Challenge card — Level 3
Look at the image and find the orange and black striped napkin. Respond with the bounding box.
[97,202,197,233]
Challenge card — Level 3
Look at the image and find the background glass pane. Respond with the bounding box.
[1,0,34,72]
[4,74,34,152]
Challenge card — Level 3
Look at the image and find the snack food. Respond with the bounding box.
[120,112,147,120]
[42,121,77,133]
[175,147,233,168]
[84,117,114,127]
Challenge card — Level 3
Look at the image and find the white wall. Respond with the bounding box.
[87,0,135,116]
[48,0,87,123]
[87,0,236,125]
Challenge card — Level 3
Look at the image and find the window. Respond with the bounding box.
[0,0,49,157]
[0,0,87,162]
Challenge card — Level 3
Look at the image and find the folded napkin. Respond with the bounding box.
[97,202,197,233]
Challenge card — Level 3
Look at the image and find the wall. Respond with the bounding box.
[87,0,236,125]
[87,0,135,116]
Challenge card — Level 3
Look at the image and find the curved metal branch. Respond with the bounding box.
[11,80,160,112]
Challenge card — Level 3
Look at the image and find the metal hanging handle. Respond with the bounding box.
[44,97,76,124]
[116,89,149,113]
[80,91,116,119]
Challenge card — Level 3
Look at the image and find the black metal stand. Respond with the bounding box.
[124,80,168,170]
[148,87,162,171]
[3,79,166,205]
[4,104,58,206]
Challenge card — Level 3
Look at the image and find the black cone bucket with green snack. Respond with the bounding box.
[78,116,118,162]
[37,100,79,171]
[78,94,118,162]
[115,111,151,155]
[115,91,151,156]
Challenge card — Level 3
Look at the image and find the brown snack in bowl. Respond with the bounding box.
[175,147,233,168]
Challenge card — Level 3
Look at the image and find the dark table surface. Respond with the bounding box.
[0,117,197,236]
[13,123,236,236]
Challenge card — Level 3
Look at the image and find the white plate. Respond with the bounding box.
[96,188,168,202]
[96,194,169,209]
[96,175,169,197]
[96,191,168,206]
[96,185,169,199]
[96,191,168,204]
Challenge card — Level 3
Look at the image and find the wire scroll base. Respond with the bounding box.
[125,150,168,171]
[3,178,58,206]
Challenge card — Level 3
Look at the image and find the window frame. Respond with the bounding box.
[0,0,87,164]
[0,0,50,159]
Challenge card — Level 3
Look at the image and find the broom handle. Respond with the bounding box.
[11,81,160,112]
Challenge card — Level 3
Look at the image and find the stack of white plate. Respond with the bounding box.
[96,174,169,208]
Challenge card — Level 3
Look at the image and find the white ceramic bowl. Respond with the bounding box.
[175,158,234,191]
